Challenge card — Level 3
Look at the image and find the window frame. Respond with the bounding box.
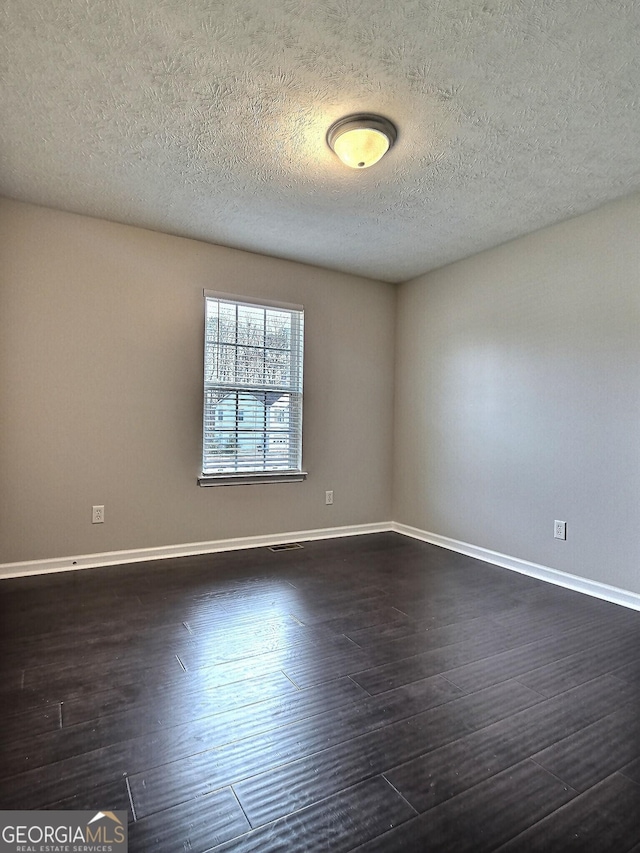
[198,290,307,486]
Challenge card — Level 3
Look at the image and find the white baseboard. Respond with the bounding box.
[392,522,640,612]
[0,522,392,579]
[4,521,640,614]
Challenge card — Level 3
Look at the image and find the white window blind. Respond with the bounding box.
[200,291,305,485]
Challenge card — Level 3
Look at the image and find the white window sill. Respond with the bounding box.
[198,471,308,486]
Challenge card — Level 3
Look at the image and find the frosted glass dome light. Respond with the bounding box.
[327,115,397,169]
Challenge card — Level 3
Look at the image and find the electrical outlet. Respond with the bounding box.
[92,505,104,524]
[554,520,566,540]
[325,490,334,505]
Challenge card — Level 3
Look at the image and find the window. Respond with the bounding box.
[199,291,306,485]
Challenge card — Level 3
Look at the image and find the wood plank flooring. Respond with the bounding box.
[1,532,640,851]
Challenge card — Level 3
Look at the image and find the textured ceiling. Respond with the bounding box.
[1,0,639,282]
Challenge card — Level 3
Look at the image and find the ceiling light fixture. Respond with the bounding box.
[327,114,397,169]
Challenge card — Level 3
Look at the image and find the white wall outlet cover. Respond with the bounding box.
[92,505,105,524]
[554,520,566,540]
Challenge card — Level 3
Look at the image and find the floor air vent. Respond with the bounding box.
[268,542,304,552]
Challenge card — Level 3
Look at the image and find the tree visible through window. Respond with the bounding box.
[201,292,305,482]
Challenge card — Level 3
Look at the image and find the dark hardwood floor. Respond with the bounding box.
[1,532,640,851]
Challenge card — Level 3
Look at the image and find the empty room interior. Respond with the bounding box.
[1,1,640,851]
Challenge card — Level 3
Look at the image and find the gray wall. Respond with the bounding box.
[393,193,640,593]
[0,199,395,564]
[3,193,639,595]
